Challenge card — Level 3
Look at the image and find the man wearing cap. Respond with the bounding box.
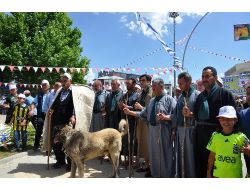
[0,83,18,124]
[89,80,108,132]
[193,66,237,177]
[9,93,29,151]
[239,85,250,176]
[48,73,75,170]
[30,79,50,150]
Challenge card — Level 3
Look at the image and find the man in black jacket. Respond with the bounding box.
[48,73,76,171]
[193,66,237,178]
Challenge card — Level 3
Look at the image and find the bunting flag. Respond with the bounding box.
[136,12,182,69]
[0,66,5,71]
[17,66,23,72]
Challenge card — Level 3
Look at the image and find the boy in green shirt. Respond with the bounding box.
[206,106,250,178]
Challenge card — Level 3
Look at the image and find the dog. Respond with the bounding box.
[54,119,128,178]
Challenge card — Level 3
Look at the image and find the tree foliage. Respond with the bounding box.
[0,12,90,84]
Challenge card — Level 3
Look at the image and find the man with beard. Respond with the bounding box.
[193,66,236,178]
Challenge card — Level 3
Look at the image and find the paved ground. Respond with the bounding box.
[0,149,145,178]
[0,114,145,178]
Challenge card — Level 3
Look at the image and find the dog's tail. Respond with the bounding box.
[119,119,128,136]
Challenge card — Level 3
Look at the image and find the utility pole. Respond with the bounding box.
[169,12,179,97]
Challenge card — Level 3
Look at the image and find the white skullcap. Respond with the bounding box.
[41,79,49,85]
[18,93,26,99]
[9,84,17,90]
[23,90,31,95]
[62,73,72,80]
[135,84,141,90]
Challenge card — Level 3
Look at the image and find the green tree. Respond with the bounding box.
[0,12,90,85]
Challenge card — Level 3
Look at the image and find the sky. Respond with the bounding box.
[68,12,250,85]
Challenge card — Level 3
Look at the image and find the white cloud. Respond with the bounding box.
[125,21,139,32]
[119,15,127,23]
[120,12,206,40]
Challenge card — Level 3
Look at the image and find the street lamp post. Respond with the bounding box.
[169,12,179,97]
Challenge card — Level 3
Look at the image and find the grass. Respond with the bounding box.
[0,123,36,159]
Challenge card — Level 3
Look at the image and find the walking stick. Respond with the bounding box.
[130,118,137,177]
[124,94,132,178]
[156,102,161,177]
[181,95,188,177]
[47,115,51,170]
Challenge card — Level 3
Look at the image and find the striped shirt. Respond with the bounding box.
[12,104,29,130]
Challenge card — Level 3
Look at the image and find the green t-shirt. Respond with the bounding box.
[206,131,250,178]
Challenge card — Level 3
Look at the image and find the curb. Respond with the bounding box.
[0,149,33,165]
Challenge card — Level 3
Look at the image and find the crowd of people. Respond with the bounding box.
[0,66,250,178]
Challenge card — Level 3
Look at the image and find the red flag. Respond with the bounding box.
[9,66,15,72]
[26,66,31,71]
[40,67,46,73]
[55,67,60,73]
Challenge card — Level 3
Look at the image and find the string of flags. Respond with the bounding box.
[136,12,182,69]
[0,65,87,74]
[184,44,248,63]
[0,82,43,89]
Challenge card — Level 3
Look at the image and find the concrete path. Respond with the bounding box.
[0,149,145,178]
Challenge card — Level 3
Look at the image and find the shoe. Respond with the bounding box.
[52,162,66,169]
[11,148,20,152]
[66,164,71,172]
[144,170,152,177]
[136,167,150,173]
[33,146,40,151]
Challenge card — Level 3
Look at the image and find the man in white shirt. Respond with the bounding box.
[44,82,62,113]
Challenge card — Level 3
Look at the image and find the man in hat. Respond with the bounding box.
[30,79,50,150]
[42,72,95,173]
[48,73,75,170]
[0,83,18,124]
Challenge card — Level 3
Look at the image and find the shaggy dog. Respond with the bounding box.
[54,119,128,178]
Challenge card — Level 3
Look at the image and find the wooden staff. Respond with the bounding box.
[156,102,161,177]
[130,118,137,177]
[181,94,188,177]
[124,93,132,178]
